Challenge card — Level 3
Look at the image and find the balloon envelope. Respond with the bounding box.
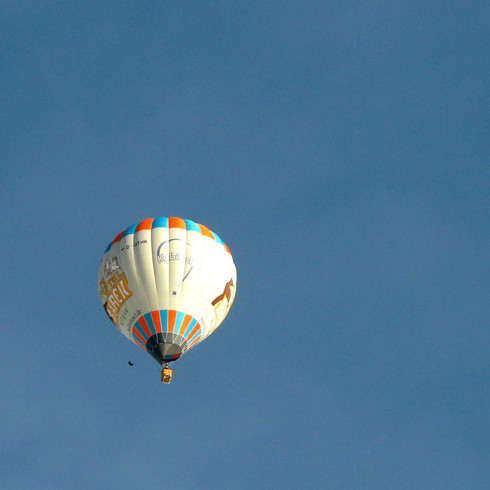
[98,217,237,365]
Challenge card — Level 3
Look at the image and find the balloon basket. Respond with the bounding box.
[160,364,173,384]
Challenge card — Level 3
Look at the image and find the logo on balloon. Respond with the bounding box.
[100,270,133,327]
[156,239,193,264]
[211,278,236,331]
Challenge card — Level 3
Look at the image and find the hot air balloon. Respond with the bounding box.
[98,217,237,383]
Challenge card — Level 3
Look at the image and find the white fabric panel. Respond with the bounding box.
[133,228,159,312]
[151,226,170,310]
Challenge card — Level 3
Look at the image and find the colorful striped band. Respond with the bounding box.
[103,217,231,255]
[131,309,202,364]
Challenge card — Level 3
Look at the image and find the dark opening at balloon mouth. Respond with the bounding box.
[146,333,187,364]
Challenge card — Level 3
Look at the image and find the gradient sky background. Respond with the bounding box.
[1,2,489,489]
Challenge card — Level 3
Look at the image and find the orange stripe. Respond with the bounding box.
[112,231,124,244]
[199,224,214,238]
[133,330,145,344]
[136,218,153,232]
[189,336,201,348]
[152,311,161,334]
[140,317,152,338]
[168,310,176,333]
[224,244,232,254]
[133,334,145,349]
[169,217,185,229]
[187,324,200,341]
[179,314,192,335]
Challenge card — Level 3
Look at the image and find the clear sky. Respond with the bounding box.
[1,2,489,489]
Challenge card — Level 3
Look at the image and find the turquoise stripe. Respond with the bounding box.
[132,317,147,340]
[144,313,155,336]
[184,319,197,338]
[161,310,168,333]
[134,329,145,343]
[184,219,200,232]
[134,322,147,341]
[153,217,169,228]
[124,224,138,236]
[212,232,224,245]
[175,312,185,334]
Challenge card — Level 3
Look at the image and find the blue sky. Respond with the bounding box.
[1,2,489,489]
